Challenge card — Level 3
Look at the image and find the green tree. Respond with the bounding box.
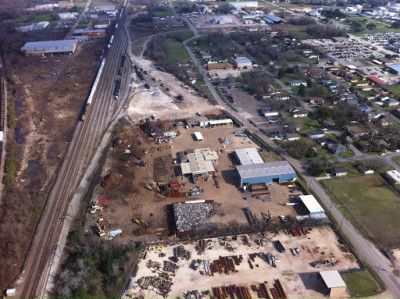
[306,78,312,88]
[298,84,306,96]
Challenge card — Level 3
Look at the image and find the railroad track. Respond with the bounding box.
[19,8,130,299]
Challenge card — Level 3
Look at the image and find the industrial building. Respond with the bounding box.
[386,170,400,184]
[229,1,258,8]
[319,270,347,297]
[235,58,253,70]
[235,148,263,165]
[213,16,233,24]
[58,12,78,20]
[94,19,111,29]
[235,161,296,188]
[387,64,400,75]
[264,15,283,24]
[299,195,327,221]
[180,148,218,177]
[21,40,78,56]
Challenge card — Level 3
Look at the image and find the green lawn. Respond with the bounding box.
[321,174,400,247]
[154,10,174,17]
[14,14,30,23]
[297,117,323,134]
[33,14,52,22]
[164,38,189,61]
[393,156,400,166]
[342,269,383,297]
[387,85,400,97]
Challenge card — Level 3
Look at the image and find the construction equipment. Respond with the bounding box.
[145,181,160,192]
[96,223,105,237]
[133,218,148,227]
[90,196,109,214]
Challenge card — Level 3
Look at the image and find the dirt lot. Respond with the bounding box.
[0,40,103,289]
[86,123,299,244]
[123,227,359,298]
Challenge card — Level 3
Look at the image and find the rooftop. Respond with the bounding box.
[236,161,295,180]
[299,195,325,214]
[320,270,346,289]
[235,148,264,165]
[235,58,252,64]
[388,64,400,72]
[21,40,77,51]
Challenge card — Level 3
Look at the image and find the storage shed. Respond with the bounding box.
[194,132,204,141]
[299,195,327,220]
[235,161,296,187]
[235,148,263,165]
[319,270,347,297]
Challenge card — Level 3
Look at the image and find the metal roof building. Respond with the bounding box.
[21,40,78,56]
[235,161,296,187]
[235,148,263,165]
[388,64,400,74]
[299,195,326,216]
[264,15,282,24]
[180,149,216,177]
[229,1,258,8]
[386,170,400,184]
[319,270,347,297]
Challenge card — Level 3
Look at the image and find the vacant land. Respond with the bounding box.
[165,38,190,61]
[342,269,383,297]
[321,174,400,247]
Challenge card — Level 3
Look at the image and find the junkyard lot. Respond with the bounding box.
[125,227,358,298]
[90,124,300,242]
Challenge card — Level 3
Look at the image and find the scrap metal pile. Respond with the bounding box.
[173,200,216,233]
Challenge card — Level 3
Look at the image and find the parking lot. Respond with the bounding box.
[123,227,359,298]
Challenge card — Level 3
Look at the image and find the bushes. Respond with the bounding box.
[8,102,15,129]
[4,158,15,186]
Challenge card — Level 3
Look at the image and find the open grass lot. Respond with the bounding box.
[33,14,52,22]
[164,38,190,61]
[387,85,400,97]
[342,269,384,297]
[154,10,174,17]
[321,174,400,247]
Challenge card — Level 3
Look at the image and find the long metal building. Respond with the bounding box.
[235,161,296,187]
[21,40,78,56]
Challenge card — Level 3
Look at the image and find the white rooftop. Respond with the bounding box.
[21,40,77,51]
[235,148,263,165]
[194,132,204,141]
[194,148,218,161]
[235,58,252,65]
[299,195,325,214]
[320,270,346,289]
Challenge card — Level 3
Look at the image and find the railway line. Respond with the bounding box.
[18,3,131,298]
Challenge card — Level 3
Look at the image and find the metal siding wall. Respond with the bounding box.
[242,176,273,186]
[279,173,296,183]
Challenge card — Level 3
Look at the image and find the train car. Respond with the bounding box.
[109,35,114,44]
[113,80,121,100]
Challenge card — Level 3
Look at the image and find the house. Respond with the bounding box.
[360,105,372,113]
[383,99,399,106]
[332,167,347,176]
[308,70,322,79]
[274,93,290,101]
[318,58,329,66]
[290,80,306,87]
[373,139,388,148]
[377,117,389,126]
[309,97,324,105]
[306,130,325,139]
[386,170,400,184]
[358,164,374,174]
[292,109,309,118]
[235,58,253,70]
[345,126,369,139]
[207,63,233,71]
[260,108,278,117]
[285,133,300,141]
[327,143,346,154]
[317,138,335,146]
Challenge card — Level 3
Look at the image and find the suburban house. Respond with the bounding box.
[285,133,300,141]
[345,126,369,139]
[274,93,290,101]
[290,80,306,87]
[292,109,309,118]
[358,164,374,174]
[332,167,347,176]
[317,58,329,66]
[383,99,399,106]
[260,108,279,117]
[306,130,325,139]
[308,70,322,79]
[309,97,325,105]
[327,143,346,154]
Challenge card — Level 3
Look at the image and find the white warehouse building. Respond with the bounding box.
[213,16,233,24]
[229,1,258,8]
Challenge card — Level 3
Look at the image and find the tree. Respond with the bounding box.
[298,84,306,96]
[366,23,376,30]
[306,78,313,88]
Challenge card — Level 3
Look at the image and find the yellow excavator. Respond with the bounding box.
[145,181,160,192]
[133,218,148,227]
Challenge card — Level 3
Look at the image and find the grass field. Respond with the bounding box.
[154,10,174,17]
[387,85,400,96]
[164,38,189,61]
[321,174,400,247]
[342,269,383,297]
[33,14,52,22]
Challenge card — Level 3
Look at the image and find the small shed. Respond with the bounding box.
[332,167,347,176]
[194,132,204,141]
[319,270,347,297]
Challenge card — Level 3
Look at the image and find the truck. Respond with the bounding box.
[273,240,286,253]
[113,80,121,100]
